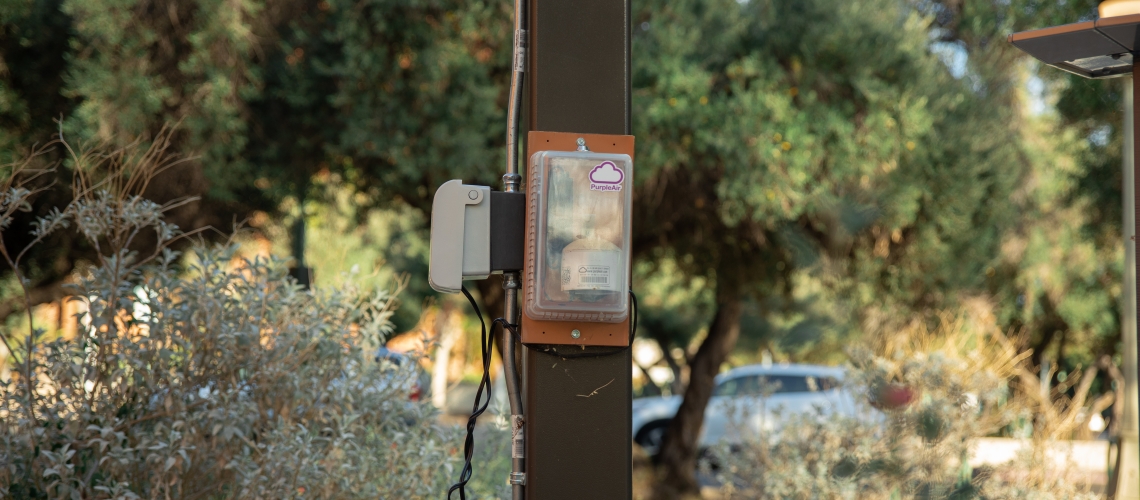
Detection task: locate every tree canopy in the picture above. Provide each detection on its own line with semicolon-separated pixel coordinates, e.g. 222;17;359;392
0;0;510;323
0;0;1130;495
629;0;1124;493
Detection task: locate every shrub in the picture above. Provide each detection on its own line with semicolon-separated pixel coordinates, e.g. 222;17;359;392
0;138;459;498
708;315;1102;500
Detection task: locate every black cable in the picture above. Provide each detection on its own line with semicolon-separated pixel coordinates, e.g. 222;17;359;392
448;286;498;500
494;317;521;340
447;288;637;497
630;288;638;343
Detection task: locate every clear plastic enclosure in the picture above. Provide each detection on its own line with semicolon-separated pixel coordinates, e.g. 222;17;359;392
525;151;632;323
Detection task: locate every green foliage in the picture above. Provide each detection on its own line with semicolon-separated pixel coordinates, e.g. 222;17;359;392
633;257;714;352
632;0;1027;350
466;422;513;500
255;174;433;331
0;0;286;317
322;0;509;203
0;0;513;322
911;0;1127;376
246;0;511;211
629;0;1126;379
0;0;1126;375
0;0;72;161
0;143;459;499
632;4;1125;485
59;0;274;202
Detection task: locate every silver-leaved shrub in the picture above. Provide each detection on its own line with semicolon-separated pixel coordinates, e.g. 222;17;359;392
0;138;459;499
708;316;1102;500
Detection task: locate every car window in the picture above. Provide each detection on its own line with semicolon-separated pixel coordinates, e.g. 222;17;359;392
376;352;404;368
770;375;810;393
715;374;821;396
713;377;740;396
818;376;840;391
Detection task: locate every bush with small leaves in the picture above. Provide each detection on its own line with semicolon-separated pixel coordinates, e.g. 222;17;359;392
0;137;460;499
708;317;1101;500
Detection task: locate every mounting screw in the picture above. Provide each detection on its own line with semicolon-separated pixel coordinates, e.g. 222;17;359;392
576;138;589;151
468;190;479;200
571;329;581;339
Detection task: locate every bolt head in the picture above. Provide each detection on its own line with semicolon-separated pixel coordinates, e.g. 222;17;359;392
571;329;581;339
468;190;478;200
576;138;585;146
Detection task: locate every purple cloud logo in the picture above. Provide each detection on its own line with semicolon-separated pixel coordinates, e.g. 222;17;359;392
589;161;624;186
589;161;624;192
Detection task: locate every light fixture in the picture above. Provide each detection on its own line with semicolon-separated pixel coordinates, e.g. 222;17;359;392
1101;0;1140;19
1008;12;1140;79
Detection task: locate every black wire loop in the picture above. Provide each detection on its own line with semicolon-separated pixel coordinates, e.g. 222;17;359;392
536;289;639;359
446;287;637;498
629;288;638;342
448;286;498;500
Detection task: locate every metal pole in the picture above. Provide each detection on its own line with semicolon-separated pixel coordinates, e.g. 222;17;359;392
502;272;525;498
505;0;526;180
501;190;525;499
1115;66;1140;500
502;0;528;495
523;0;632;496
289;201;311;289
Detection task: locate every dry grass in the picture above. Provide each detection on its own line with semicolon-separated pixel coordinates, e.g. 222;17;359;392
639;304;1113;499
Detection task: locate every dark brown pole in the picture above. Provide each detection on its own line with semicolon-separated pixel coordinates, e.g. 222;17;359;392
522;0;632;496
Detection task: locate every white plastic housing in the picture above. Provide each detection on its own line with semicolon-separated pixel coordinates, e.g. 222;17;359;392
525;151;632;323
429;180;491;293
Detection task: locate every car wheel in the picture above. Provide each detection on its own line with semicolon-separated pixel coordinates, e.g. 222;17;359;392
635;420;671;456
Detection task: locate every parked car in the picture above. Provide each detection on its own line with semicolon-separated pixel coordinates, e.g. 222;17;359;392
374;347;431;402
631;364;854;455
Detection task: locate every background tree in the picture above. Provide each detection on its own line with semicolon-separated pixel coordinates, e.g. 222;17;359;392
0;0;514;327
0;0;285;322
262;0;514;321
630;0;1107;495
916;0;1126;414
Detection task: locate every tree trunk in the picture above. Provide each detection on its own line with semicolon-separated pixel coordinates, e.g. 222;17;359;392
655;335;687;396
1029;295;1067;373
1100;355;1126;435
635;361;663;397
430;303;462;409
1055;327;1068;384
653;287;742;499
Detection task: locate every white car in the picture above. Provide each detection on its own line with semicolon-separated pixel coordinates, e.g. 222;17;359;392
631;364;855;454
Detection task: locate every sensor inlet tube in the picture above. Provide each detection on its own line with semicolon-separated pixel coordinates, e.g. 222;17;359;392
505;0;526;181
503;0;527;495
502;273;525;498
